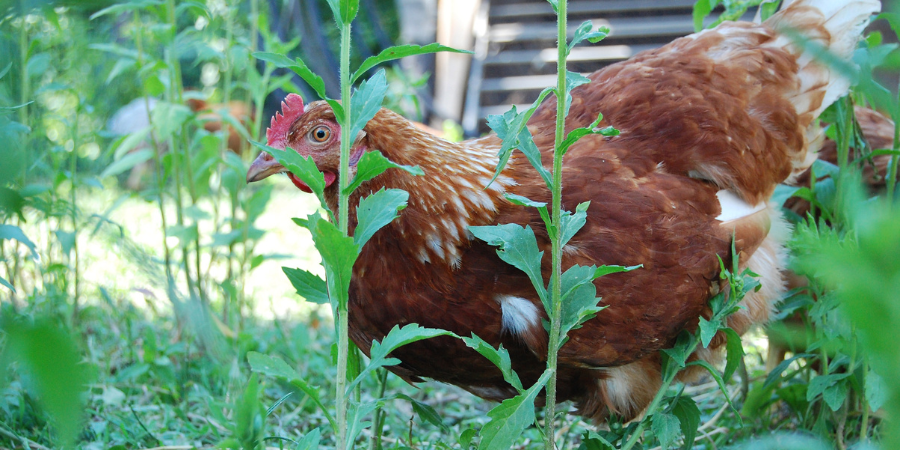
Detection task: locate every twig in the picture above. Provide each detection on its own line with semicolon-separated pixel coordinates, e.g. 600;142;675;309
130;404;161;446
0;424;51;450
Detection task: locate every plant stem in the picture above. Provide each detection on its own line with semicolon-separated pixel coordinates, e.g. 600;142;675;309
69;111;80;322
886;85;899;205
544;1;567;448
336;18;353;450
134;10;174;284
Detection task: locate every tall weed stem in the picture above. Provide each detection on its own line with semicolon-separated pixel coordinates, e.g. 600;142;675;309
336;19;353;450
544;0;568;448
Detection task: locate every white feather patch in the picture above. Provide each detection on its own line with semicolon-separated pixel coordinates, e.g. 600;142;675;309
716;190;766;223
496;295;541;337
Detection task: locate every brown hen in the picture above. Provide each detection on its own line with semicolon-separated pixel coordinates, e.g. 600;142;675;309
246;0;880;421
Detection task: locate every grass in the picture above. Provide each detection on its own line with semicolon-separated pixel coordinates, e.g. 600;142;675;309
1;0;899;449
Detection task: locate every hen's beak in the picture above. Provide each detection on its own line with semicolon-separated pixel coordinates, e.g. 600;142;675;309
246;152;286;183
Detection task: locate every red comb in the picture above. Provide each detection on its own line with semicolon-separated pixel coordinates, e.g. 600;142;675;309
266;93;305;149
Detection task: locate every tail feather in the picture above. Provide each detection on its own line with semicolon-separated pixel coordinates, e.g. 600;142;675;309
764;0;880;177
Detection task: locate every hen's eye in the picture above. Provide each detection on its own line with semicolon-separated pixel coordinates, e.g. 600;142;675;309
310;126;331;143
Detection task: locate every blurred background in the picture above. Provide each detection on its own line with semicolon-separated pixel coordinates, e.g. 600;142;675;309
0;0;898;448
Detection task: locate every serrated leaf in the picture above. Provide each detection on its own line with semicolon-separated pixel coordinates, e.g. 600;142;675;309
353;43;472;82
100;149;154;178
469;224;547;304
462;333;524;393
282;267;329;304
347;324;454;394
652;412;681;450
822;380;848;411
346;400;380;450
698;316;718;348
505;194;553;236
253;52;327;99
354;188;409;248
478;369;552;450
250;141;332;219
722;328;744;382
309;214;359;311
563;71;591;117
559;113;605;157
349;70;388;141
246;352;335;431
568;21;609;53
484;88;555;188
580;431;615;450
671;396;700;450
344;150;424;194
806;373;850;403
559;202;589;247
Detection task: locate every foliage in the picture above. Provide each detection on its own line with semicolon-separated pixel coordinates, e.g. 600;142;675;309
0;0;898;449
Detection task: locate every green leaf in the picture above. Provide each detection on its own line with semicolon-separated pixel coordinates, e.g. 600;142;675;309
546;0;559;14
484;88;555;188
55;230;76;257
558;113;606;157
563;70;591;117
393;393;449;431
90;0;163;19
343;150;424;194
347;324;454;394
234;374;264;450
469;224;547;304
722;328;744;382
806;373;850;403
349;70;389;140
151;101;192;138
568;21;609;53
764;353;814;388
505;194;553;236
253;52;327;99
822;380;848;411
251;141;332;219
282;267;329;304
246;352;336;431
341;0;360;24
866;370;887;411
462;333;524;393
580;431;615;450
324;0;342;25
0;224;38;259
698;316;718;348
759;0;781;21
309;214;359;310
671;396;700;450
459;428;478;449
100;149;154;178
686;359;739;414
651;412;681;450
0;318;91;448
346;400;380;450
354;188;409;249
478;369;552;450
559;202;589;247
0;276;13;293
558;276;603;340
353;43;473;83
295;428;322;450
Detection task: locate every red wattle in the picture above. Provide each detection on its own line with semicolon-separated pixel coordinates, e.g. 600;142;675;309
287;171;336;193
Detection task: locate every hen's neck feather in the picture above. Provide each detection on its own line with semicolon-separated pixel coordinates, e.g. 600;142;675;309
348;109;514;269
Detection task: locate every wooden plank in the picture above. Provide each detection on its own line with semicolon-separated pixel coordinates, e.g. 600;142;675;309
491;0;696;20
483;43;657;66
488;14;694;42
